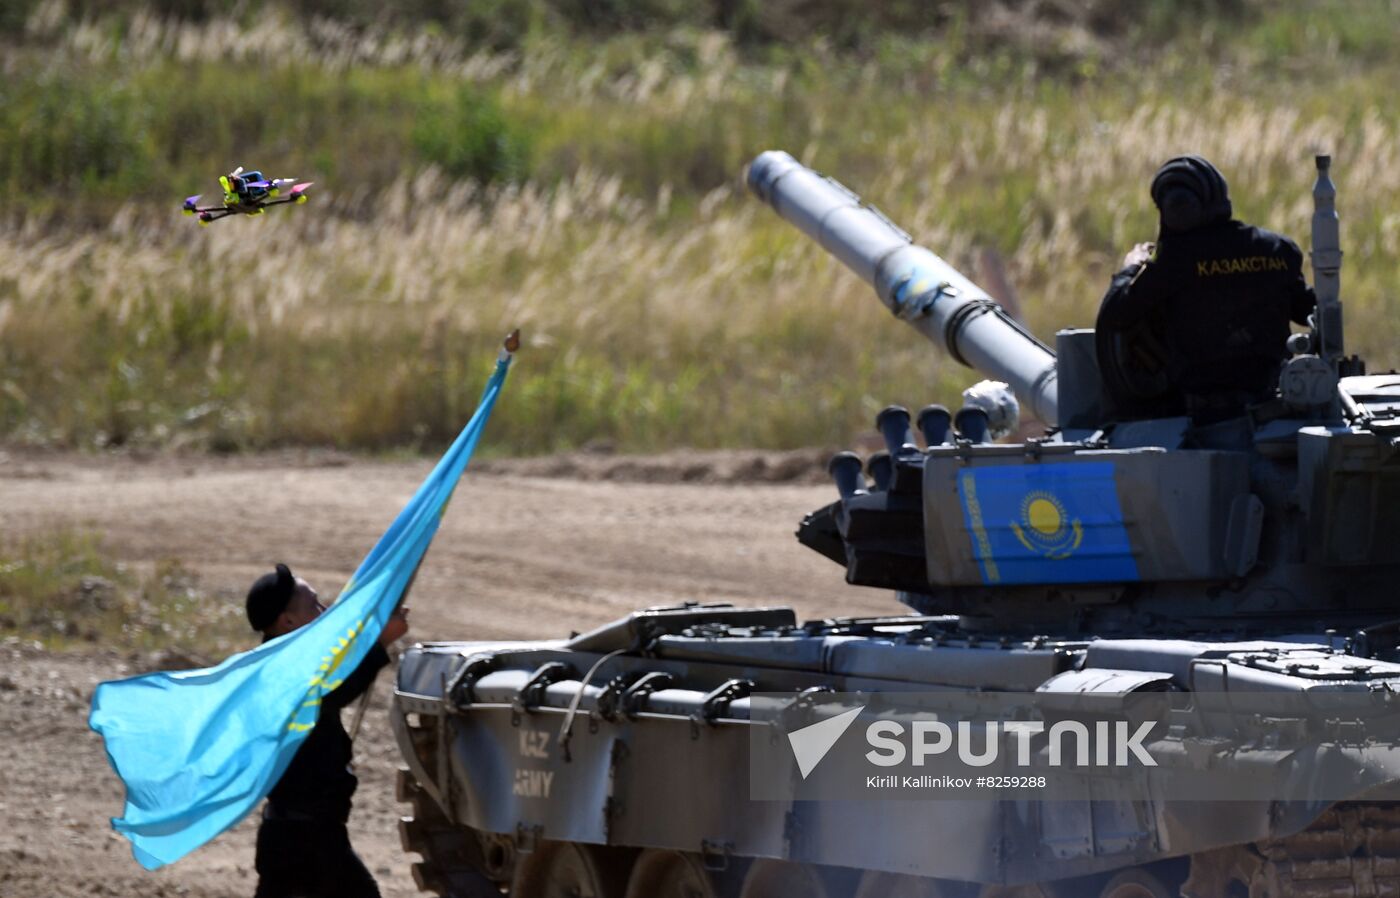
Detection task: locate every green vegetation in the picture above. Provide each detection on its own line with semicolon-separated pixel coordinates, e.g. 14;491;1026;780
1;1;1399;452
0;529;245;656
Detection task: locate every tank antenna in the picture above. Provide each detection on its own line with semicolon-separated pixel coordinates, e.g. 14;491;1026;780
1310;155;1344;369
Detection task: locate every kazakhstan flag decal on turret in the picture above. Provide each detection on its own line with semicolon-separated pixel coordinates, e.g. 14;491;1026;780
957;462;1138;585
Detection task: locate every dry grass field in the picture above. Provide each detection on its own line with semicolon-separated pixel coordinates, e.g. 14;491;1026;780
3;1;1399;454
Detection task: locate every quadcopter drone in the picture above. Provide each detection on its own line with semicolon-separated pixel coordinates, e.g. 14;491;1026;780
182;167;313;224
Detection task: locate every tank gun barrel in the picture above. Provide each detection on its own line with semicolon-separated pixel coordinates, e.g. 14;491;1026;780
747;150;1058;425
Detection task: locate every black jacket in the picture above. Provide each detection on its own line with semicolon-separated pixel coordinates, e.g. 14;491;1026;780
1097;219;1315;404
268;643;390;821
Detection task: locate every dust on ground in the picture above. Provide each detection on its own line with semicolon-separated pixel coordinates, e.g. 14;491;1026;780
0;450;896;897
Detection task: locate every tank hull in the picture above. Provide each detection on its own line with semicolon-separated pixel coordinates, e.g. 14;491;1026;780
391;609;1400;896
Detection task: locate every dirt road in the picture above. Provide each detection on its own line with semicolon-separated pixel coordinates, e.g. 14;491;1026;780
0;450;895;897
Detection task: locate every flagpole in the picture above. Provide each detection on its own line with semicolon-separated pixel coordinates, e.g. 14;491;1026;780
347;328;520;746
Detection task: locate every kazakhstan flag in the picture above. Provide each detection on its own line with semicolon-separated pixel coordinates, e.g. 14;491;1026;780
89;343;515;870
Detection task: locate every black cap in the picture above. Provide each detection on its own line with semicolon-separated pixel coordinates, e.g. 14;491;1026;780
1150;156;1232;232
246;563;296;632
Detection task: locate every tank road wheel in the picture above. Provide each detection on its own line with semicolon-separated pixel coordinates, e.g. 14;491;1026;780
739;859;857;898
396;767;502;897
623;849;725;898
1098;868;1179;898
510;841;630;898
856;871;977;898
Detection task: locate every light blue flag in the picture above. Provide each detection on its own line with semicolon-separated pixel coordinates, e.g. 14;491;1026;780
89;346;515;870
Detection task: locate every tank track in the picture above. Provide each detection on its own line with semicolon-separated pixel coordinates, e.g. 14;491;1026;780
1185;804;1400;898
397;767;507;897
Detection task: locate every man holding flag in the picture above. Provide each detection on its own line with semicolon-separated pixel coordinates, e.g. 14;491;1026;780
244;563;408;897
89;331;520;886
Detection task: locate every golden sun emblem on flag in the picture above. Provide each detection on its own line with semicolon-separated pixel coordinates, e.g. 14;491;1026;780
1010;490;1083;560
287;617;368;733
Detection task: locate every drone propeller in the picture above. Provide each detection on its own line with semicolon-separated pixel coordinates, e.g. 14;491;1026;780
231;166;244;178
182;195;201;214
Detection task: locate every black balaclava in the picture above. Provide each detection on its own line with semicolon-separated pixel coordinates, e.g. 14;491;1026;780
246;563;296;632
1150;155;1232;233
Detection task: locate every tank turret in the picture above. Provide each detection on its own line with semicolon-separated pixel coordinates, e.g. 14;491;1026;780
753;151;1400;638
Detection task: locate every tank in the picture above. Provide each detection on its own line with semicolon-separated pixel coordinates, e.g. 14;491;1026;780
390;151;1400;898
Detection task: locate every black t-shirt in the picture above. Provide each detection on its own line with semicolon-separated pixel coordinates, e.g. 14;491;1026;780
1096;219;1315;402
268;643;390;821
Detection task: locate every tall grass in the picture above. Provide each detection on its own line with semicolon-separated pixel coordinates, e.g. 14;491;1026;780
2;2;1399;452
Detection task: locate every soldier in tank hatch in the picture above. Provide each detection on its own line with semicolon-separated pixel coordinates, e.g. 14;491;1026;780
1095;155;1316;422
